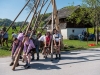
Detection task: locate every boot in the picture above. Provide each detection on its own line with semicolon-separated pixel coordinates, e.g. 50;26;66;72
31;52;34;61
9;62;14;66
55;54;58;59
16;63;19;67
36;57;39;60
59;54;61;59
20;56;22;59
31;57;34;61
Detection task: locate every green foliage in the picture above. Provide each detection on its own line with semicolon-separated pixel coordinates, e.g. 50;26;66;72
82;0;100;25
67;7;93;26
0;18;28;27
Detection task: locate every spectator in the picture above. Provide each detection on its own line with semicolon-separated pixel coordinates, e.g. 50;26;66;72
2;26;6;32
12;32;18;41
0;31;2;47
12;25;17;31
2;31;9;47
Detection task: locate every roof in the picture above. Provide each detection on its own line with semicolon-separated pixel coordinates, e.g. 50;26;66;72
45;5;80;21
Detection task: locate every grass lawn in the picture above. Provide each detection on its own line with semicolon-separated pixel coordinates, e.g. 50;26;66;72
63;40;100;51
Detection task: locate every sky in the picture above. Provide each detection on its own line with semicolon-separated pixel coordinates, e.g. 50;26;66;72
0;0;82;22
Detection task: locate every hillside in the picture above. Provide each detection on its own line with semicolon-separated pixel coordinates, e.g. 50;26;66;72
0;18;28;26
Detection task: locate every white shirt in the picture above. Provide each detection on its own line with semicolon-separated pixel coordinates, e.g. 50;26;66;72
53;33;61;42
38;35;45;42
12;33;18;38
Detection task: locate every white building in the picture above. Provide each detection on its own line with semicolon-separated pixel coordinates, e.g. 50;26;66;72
61;28;86;39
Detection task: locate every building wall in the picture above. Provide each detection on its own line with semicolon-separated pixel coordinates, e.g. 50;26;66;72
61;28;86;39
67;28;86;39
61;29;67;39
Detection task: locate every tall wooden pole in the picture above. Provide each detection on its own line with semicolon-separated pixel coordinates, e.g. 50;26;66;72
29;0;46;37
20;2;37;31
12;0;40;71
51;0;60;31
33;0;48;30
5;0;30;33
35;0;51;31
51;0;64;49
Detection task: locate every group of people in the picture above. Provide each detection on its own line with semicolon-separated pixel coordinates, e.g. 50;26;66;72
78;30;89;41
10;29;62;69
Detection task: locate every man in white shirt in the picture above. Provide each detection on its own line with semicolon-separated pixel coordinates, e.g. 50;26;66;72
38;35;45;54
53;29;61;59
12;32;18;40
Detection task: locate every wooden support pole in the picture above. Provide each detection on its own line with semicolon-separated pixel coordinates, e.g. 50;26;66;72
20;2;37;31
51;0;64;49
12;0;40;71
51;0;54;60
35;0;51;31
33;0;48;31
51;0;60;31
5;0;30;33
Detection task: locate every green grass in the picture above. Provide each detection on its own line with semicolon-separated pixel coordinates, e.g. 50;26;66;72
0;48;11;57
63;40;100;51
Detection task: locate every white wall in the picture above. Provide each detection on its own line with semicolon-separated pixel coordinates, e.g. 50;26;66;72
61;29;67;39
67;28;86;39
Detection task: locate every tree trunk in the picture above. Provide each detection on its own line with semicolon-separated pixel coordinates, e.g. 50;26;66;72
95;24;98;45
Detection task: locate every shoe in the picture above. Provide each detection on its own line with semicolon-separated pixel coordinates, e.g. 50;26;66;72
25;65;30;69
24;64;28;67
9;62;13;66
43;56;45;58
31;58;34;61
16;63;19;67
55;57;58;60
36;57;39;61
55;54;58;60
45;56;47;59
20;56;22;59
59;54;61;60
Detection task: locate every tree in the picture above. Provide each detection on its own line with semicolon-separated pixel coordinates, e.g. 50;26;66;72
67;6;93;26
82;0;100;45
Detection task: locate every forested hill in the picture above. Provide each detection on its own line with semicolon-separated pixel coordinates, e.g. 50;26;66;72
0;13;51;26
0;18;28;26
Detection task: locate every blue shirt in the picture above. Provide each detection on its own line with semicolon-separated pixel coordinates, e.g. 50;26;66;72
3;32;8;38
